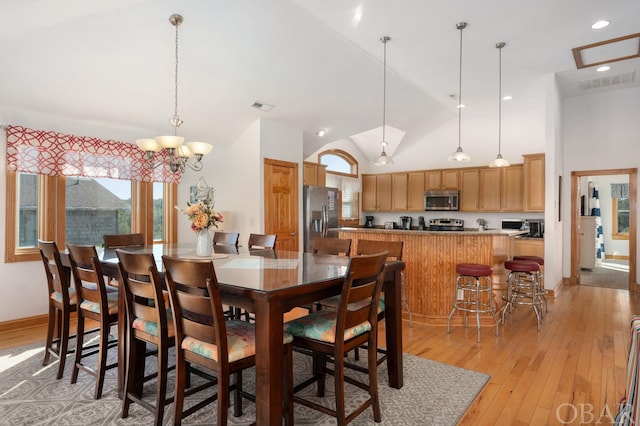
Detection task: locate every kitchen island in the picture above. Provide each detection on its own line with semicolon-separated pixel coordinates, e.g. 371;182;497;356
336;227;525;326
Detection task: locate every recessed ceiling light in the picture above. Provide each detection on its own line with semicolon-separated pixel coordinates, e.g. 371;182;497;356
502;95;513;101
591;20;610;30
456;104;465;109
316;129;327;137
596;65;611;72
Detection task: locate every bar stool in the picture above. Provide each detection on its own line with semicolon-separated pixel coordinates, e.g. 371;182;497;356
447;263;499;342
513;255;548;315
502;260;543;331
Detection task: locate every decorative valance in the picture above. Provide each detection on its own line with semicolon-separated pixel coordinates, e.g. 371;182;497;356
6;125;180;184
611;183;629;199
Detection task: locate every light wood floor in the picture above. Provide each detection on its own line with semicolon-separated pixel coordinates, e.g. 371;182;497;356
1;284;638;425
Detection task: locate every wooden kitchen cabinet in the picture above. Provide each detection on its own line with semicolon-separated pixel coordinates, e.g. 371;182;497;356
502;164;524;211
303;162;327;186
523;153;545;212
362;173;392;211
425;169;459;190
479;168;502;211
459;168;480;211
392;173;408;211
407;171;425;211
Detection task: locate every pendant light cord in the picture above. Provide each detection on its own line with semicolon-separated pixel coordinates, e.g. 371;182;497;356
381;36;389;151
497;42;503;155
457;23;464;150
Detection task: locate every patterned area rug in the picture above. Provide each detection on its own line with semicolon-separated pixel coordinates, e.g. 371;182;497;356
0;342;489;425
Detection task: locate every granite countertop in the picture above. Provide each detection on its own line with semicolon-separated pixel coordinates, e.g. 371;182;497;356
335;227;528;237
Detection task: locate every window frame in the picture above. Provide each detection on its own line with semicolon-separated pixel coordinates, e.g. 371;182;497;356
5;170;177;262
317;149;360;226
612;196;630;240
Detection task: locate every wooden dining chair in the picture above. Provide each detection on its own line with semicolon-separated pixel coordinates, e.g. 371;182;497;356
39;240;88;379
162;255;293;425
312;237;352;256
103;233;145;249
116;250;173;426
247;233;277;250
213;231;240;247
284;251;388;425
66;244;119;399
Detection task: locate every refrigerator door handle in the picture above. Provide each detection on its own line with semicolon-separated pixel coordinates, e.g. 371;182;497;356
321;204;327;236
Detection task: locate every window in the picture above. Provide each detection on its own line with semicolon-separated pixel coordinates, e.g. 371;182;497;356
6;171;177;262
319;149;360;225
612;197;630;239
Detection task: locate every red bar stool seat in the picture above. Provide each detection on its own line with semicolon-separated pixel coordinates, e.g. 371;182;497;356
502;260;544;331
447;263;499;342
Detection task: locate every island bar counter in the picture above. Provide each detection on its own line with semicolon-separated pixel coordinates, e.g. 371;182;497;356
337;228;523;326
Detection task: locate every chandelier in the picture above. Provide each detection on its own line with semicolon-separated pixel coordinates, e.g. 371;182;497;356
136;14;212;174
374;36;393;166
448;22;471;162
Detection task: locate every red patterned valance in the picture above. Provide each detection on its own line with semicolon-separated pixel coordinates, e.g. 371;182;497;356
6;125;181;184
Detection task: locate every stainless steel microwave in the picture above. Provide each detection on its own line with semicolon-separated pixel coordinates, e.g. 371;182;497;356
424;190;460;211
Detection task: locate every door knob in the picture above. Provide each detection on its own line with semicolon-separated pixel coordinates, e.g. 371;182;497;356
290;232;296;236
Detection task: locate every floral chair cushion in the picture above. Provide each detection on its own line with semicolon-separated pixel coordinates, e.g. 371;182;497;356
132;309;174;337
319;294;385;314
181;320;293;363
79;291;118;315
284;309;372;344
50;288;77;305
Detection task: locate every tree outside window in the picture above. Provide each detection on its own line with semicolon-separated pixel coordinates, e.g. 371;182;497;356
612;197;629;239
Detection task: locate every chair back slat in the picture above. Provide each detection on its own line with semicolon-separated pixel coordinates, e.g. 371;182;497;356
67;244;109;311
248;233;277;250
336;252;388;339
312;237;352;256
38;240;70;300
103;233;145;249
162;256;228;355
116;250;167;334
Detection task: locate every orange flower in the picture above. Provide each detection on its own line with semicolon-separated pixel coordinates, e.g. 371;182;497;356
192;212;209;229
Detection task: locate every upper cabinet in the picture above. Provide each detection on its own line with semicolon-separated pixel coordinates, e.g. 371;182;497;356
392;173;408;211
362;174;392;211
303;162;327;187
523;154;545;212
407;172;426;211
459;168;480;211
425;169;459;190
479;168;502;211
502;164;524;211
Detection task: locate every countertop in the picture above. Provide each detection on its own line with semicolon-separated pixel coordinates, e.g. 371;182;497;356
335;227;528;237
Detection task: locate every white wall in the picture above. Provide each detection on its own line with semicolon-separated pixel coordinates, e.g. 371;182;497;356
563;86;640;282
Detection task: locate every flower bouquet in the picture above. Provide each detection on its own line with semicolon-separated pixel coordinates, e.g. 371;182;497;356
178;197;223;256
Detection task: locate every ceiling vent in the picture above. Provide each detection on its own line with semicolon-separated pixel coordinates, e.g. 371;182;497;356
251;101;274;112
578;71;635;91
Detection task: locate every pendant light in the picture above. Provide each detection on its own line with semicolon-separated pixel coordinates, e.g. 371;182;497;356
136;14;213;173
448;22;471;162
374;36;393;166
489;42;510;168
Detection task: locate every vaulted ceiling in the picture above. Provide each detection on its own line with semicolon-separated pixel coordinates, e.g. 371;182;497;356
1;0;639;164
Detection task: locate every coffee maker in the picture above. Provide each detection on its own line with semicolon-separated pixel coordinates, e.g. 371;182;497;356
417;216;426;230
400;216;412;230
364;216;375;228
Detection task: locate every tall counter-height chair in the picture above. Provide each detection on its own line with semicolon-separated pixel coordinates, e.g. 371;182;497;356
312;237;352;256
213;231;240;255
117;250;174;426
39;240;89;379
103;233;145;249
284;252;388;424
247;233;276;250
162;256;294;425
66;244;119;399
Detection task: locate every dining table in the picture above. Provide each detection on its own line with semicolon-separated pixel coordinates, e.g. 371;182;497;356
63;243;405;425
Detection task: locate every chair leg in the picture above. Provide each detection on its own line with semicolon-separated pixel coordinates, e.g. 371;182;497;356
94;319;110;399
71;315;85;385
173;357;187;426
283;344;294;426
334;350;346;425
233;370;243;417
43;305;56;366
368;336;381;422
218;372;229;426
315;352;326;397
121;327;135;419
155;344;168;426
57;309;71;380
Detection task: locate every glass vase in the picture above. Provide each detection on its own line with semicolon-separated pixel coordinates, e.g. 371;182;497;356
195;228;212;257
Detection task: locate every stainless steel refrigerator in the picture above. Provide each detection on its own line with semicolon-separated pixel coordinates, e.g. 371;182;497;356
303;185;340;253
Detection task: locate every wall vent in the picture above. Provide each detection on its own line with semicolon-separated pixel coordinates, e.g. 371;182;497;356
251;101;274;111
579;71;635;91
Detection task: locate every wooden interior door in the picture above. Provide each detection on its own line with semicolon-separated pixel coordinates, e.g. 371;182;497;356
264;158;299;251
